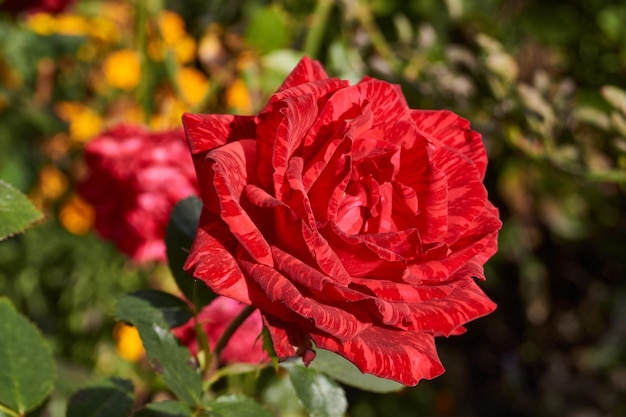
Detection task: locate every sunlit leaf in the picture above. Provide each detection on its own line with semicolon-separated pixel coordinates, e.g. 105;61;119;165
309;348;406;393
0;180;43;241
282;360;347;417
0;298;55;415
208;394;274;417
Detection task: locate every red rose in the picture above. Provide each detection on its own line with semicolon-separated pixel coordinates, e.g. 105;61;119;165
173;296;267;365
0;0;74;14
182;57;501;385
79;124;198;263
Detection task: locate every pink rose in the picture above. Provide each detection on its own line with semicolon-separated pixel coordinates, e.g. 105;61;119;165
173;296;267;365
182;57;501;385
79;124;198;263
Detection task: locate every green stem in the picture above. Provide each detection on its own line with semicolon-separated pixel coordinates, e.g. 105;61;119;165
192;282;212;376
135;0;154;122
212;305;256;365
303;0;335;59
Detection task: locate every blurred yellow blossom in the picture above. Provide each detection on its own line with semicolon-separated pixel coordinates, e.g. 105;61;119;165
39;165;69;200
114;323;145;362
158;11;186;44
149;95;187;130
55;102;103;142
103;49;141;90
59;195;94;235
26;13;58;36
88;16;120;44
54;14;90;35
177;67;210;107
151;10;196;63
226;78;252;114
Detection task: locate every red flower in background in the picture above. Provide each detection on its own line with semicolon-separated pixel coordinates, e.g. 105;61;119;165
173;296;267;365
0;0;74;14
79;124;198;263
182;57;501;386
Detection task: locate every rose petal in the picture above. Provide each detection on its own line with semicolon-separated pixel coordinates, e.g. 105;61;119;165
311;327;445;386
411;110;487;178
276;56;330;92
241;258;370;341
183;113;256;155
205;140;273;265
256;94;319;191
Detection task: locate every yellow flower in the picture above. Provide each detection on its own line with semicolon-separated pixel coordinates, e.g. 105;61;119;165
26;13;57;36
114;323;145;362
88;16;120;44
59;195;94;236
226;78;252;114
158;11;186;45
177;67;209;107
173;35;196;64
54;15;90;36
153;11;196;63
55;102;103;142
103;49;141;91
39;165;68;200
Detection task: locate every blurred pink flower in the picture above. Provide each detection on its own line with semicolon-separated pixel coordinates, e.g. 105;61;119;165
173;296;268;365
79;124;198;262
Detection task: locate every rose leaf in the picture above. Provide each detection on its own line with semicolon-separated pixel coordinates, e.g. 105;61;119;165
0;180;43;241
309;348;406;393
207;394;274;417
0;298;55;415
132;400;195;417
282;360;348;417
66;377;134;417
165;196;217;310
114;294;202;407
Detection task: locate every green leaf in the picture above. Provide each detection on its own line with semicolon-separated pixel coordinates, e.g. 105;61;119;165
282;361;347;417
208;394;274;417
132;401;194;417
0;180;43;241
165;196;216;310
114;294;202;406
309;348;405;393
66;378;134;417
127;290;193;329
0;298;55;415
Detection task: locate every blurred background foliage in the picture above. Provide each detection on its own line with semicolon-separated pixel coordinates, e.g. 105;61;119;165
1;0;625;416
